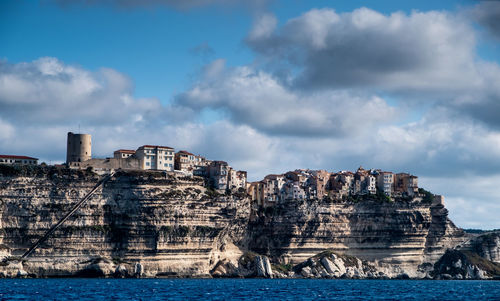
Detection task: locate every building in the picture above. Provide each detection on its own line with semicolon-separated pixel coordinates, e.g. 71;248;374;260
248;181;265;206
247;167;420;204
433;195;444;206
0;155;38;165
309;170;331;200
285;182;306;200
114;149;135;159
135;145;175;171
376;171;394;196
328;171;355;199
262;174;286;203
174;150;208;176
394;173;419;197
66;132;91;164
353;167;376;195
408;175;418;196
206;161;247;191
229;170;247;190
366;175;377;194
207;161;230;190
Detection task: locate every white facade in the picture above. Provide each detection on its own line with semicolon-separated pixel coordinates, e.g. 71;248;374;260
0;155;38;165
377;172;394;195
408;176;418;196
136;145;175;171
367;175;377;194
113;149;135;159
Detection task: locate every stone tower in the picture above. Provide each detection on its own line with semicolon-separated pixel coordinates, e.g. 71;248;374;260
66;132;92;163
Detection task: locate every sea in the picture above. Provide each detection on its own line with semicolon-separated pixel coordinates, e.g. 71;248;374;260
0;279;499;300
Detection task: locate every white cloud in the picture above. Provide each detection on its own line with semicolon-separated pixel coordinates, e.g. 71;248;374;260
248;13;278;41
468;1;500;39
420;175;500;229
176;63;397;137
0;57;167;126
246;7;500;102
0;118;15;141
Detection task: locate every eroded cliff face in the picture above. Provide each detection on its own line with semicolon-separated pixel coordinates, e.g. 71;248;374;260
0;170;250;277
247;198;466;277
0;168;468;278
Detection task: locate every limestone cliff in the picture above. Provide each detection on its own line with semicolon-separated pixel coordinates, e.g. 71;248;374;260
246;197;466;277
0;167;250;277
0;166;473;278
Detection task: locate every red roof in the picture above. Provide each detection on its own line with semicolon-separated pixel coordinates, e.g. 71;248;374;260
212;160;228;165
265;174;283;179
0;155;38;160
114;149;136;154
140;145;174;149
178;150;194;156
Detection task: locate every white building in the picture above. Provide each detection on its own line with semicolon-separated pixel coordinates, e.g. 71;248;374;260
135;145;175;171
366;175;377;194
376;171;394;195
174;150;208;176
0;155;38;165
113;149;136;159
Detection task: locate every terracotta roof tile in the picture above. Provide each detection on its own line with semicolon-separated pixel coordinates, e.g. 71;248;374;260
0;155;38;160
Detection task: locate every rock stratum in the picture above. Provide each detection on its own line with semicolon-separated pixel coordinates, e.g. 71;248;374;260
0;166;499;279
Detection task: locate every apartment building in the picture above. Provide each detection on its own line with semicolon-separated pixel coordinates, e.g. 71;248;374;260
135;145;175;171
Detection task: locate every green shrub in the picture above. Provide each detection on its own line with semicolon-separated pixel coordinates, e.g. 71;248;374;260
418;188;434;203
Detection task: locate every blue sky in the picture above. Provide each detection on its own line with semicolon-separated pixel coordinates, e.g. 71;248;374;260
1;0;500;229
2;0;492;102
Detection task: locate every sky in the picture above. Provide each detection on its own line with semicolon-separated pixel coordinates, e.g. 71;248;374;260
1;0;500;229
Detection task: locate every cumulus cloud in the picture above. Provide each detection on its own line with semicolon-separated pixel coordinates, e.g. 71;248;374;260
246;8;490;94
0;57;196;161
246;7;500;132
0;57;170;126
248;13;277;41
0;118;15;140
469;1;500;39
176;62;397;137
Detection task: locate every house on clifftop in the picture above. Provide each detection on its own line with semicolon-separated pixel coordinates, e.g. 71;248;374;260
0;155;38;166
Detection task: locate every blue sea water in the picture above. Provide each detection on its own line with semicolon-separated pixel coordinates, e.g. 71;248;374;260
0;279;499;300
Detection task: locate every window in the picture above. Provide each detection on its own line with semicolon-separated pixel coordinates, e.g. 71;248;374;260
146;162;150;166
